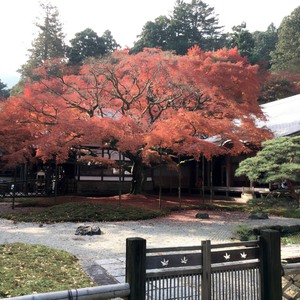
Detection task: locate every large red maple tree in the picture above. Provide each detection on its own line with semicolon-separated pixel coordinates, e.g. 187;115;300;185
0;47;271;194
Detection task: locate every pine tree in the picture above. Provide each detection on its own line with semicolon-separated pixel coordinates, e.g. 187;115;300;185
236;136;300;206
226;22;255;63
0;79;9;100
19;2;66;80
270;6;300;73
66;29;119;65
131;0;224;55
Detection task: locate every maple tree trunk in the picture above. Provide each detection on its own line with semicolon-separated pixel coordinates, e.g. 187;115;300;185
130;157;145;195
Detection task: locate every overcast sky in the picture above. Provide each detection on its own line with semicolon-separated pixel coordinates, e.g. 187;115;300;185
1;0;299;87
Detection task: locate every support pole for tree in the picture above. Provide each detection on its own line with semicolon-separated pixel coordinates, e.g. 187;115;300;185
225;155;231;198
202;154;205;200
12;167;17;210
210;158;213;202
159;151;162;209
118;152;122;206
54;159;58;202
178;156;182;208
24;162;28;194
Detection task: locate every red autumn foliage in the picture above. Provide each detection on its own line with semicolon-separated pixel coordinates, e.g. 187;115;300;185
0;47;271;193
259;71;300;103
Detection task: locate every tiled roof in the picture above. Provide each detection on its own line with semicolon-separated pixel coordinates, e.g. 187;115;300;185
260;94;300;137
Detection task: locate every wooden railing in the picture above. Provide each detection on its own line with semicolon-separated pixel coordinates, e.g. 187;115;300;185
4;230;297;300
126;230;282;300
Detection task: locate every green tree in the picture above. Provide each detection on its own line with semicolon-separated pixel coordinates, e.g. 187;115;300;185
66;28;119;65
101;30;120;53
170;0;223;53
131;16;173;53
236;136;300;206
0;79;9;100
131;0;224;54
252;23;278;69
226;22;255;63
270;6;300;73
19;2;65;79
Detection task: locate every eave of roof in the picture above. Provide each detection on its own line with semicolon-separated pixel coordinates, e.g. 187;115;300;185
260;94;300;137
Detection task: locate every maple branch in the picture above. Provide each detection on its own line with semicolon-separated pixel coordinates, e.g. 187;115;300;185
22;99;58;126
36;78;92;117
107;71;150;114
37;71;109;118
59;132;83;146
58;76;101;118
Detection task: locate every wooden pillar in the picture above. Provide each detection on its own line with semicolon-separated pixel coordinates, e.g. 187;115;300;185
178;156;182;206
210;158;213;202
118;152;122;205
226;155;231;197
77;163;80;181
12;167;17;210
202;155;205;197
159;151;162;209
260;230;282;300
126;237;146;300
202;240;212;299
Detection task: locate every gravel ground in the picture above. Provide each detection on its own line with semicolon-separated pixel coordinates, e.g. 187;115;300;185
1;209;300;267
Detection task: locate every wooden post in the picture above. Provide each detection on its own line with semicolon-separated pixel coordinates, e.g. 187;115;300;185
118;152;122;206
159;150;162;208
54;161;58;202
202;154;205;200
202;240;212;299
178;156;182;208
260;230;282;300
225;155;231;197
126;237;146;300
208;159;213;202
12;167;17;210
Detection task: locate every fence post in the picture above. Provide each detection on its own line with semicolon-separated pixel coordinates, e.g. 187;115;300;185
202;240;212;299
126;237;146;300
260;229;282;300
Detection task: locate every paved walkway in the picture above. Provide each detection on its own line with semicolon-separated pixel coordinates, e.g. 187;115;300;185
84;257;126;285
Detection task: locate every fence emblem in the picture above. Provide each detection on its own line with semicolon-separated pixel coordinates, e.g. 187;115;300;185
223;252;230;260
241;251;247;259
181;256;188;264
160;258;169;267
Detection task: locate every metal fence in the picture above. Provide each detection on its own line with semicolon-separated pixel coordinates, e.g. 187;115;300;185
0;179;49;198
0;177;72;199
